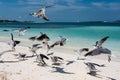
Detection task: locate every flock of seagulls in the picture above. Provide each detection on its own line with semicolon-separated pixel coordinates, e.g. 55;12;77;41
2;27;113;76
1;5;113;77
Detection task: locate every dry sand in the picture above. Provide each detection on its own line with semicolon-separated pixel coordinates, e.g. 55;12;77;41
0;42;120;80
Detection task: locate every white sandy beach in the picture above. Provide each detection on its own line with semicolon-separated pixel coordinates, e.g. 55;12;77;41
0;42;120;80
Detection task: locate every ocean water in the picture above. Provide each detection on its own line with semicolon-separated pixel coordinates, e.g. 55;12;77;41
0;22;120;54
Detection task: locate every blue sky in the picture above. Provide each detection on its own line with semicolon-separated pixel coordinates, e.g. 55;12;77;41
0;0;120;22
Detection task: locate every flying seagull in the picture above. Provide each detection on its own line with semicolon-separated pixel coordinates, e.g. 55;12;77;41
36;54;49;66
30;5;53;21
28;44;42;57
94;36;109;48
14;27;31;36
47;36;67;52
74;48;89;60
9;33;20;50
84;62;105;76
84;62;98;76
84;47;111;62
47;52;64;65
29;32;50;44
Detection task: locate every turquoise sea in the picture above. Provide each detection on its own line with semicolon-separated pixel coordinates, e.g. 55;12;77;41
0;22;120;54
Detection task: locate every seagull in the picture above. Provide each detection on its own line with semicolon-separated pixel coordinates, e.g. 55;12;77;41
14;26;31;36
47;52;64;65
59;36;67;46
28;44;42;57
18;53;26;60
84;47;111;62
30;5;53;21
29;32;50;44
74;48;89;60
9;33;20;50
84;62;98;76
84;62;105;76
94;36;109;48
47;36;67;52
3;29;9;32
36;54;49;66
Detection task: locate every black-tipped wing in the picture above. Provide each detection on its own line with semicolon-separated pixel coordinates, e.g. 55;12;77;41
50;41;60;48
29;36;37;41
15;40;20;44
97;36;109;47
32;44;41;48
57;57;64;60
40;54;49;60
84;49;100;57
42;15;49;21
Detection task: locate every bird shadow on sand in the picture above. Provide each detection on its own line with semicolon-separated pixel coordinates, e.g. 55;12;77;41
0;50;15;57
87;72;116;80
0;60;19;63
52;66;74;74
66;60;75;65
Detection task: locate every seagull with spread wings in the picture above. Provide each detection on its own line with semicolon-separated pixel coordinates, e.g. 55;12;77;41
30;5;53;21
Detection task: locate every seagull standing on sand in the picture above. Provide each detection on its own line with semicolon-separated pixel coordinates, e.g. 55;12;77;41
14;27;31;36
10;33;20;50
18;53;26;60
74;48;89;60
30;5;53;21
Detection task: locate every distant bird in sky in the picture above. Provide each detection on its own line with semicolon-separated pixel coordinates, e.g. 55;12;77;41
94;36;109;48
14;26;31;36
30;5;54;21
9;33;20;50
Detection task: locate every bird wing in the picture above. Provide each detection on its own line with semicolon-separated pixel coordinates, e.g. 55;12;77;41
97;36;109;47
50;41;60;48
15;40;20;45
57;57;64;60
37;8;49;21
40;54;49;60
84;48;100;56
29;36;37;41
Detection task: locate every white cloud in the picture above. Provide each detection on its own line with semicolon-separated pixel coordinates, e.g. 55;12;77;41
91;2;104;7
108;3;120;10
91;2;120;10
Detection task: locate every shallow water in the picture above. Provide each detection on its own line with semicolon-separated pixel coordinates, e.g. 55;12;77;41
0;22;120;54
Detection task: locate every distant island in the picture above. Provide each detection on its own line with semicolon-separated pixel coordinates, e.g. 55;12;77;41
0;20;34;23
0;19;120;23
